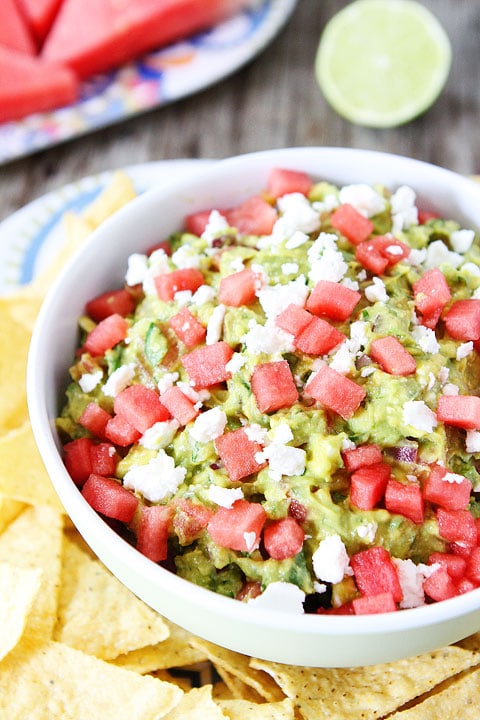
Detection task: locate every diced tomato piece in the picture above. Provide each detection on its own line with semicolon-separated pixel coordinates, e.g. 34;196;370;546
64;437;94;486
444;299;480;341
79;402;112;439
423;464;473;511
181;341;233;388
225;196;277;236
428;552;467;580
349;462;391;511
168;307;206;348
81;473;138;523
342;443;382;472
218;268;260;307
84;313;129;357
306;280;361;321
251;360;298;414
384;478;424;524
275;303;312;336
104;415;142;447
263;517;305;560
85;288;135;322
437;509;478;551
465;547;480;585
172;499;213;545
350;547;403;603
0;0;36;54
369;336;416;376
114;385;170;433
423;567;459;602
355;240;389;275
371;236;410;265
437;395;480;430
214;427;266;482
154;268;204;301
16;0;63;43
352;591;397;615
90;442;118;478
266;168;313;199
160;386;199;426
184;209;217;236
305;365;366;419
330;203;374;245
207;499;267;553
136;505;173;563
412;268;451;320
294;317;345;356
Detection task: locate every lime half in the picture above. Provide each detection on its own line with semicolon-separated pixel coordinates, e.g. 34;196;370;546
315;0;452;128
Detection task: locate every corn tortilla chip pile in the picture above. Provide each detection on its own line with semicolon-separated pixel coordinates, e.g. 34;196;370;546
1;171;480;718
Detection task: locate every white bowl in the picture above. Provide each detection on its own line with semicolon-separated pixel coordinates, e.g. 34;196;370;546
28;147;480;667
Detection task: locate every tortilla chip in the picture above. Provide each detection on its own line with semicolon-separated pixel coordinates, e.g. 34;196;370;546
54;537;169;660
113;619;208;673
0;505;63;642
456;632;480;653
0;300;30;432
0;563;42;661
153;669;194;693
0;637;183;720
211;667;265;703
0;420;64;511
189;638;285;702
0;291;43;333
219;697;296;720
0;495;25;534
251;645;480;720
388;667;480;719
82;171;137;229
161;685;225;720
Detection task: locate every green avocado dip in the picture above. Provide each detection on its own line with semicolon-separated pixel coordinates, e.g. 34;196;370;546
57;168;480;615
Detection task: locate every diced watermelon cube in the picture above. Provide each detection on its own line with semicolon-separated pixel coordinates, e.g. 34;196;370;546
263;517;305;560
266;168;313;199
168;307;206;348
465;547;480;585
369;336;416;376
90;442;118;478
330;203;374;245
355;240;389;275
384;478;424;524
81;473;139;523
294;316;346;356
412;268;451;320
350;547;403;603
78;402;112;439
437;395;480;430
214;427;266;482
251;360;298;414
0;0;36;54
16;0;63;43
349;462;391;511
172;499;214;545
317;602;355;615
104;414;142;447
275;303;312;336
423;464;473;511
84;313;129;357
306;280;361;321
218;268;260;307
352;591;397;615
85;288;135;322
63;437;94;486
136;504;173;563
436;509;478;550
154;268;204;301
184;209;217;236
181;341;233;388
342;443;382;472
428;552;467;580
444;299;480;341
371;236;410;265
207;499;267;553
305;365;366;419
225;196;277;236
114;385;170;433
423;567;459;602
418;210;440;224
160;386;199;426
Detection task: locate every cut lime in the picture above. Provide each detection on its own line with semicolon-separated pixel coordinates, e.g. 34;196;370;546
315;0;452;128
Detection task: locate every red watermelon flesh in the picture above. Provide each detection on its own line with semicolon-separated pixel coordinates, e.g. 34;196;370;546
15;0;64;43
0;0;36;55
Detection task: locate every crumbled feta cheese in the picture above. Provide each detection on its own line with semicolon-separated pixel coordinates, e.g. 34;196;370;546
424;240;463;270
450;228;475;254
312;193;339;215
338;183;386;217
140;420;180;450
248;581;306;614
206;304;226;345
281;262;299;275
463;263;480;279
443;472;467;484
241;319;294;355
402;401;438;433
360;366;376;377
329;341;356;375
244;423;269;445
285;230;309;249
225;352;246;374
356;522;377;543
175;381;210;404
341;437;356;451
173;290;192;306
341;277;359;291
312;534;352;584
393;558;437;609
125;253;148;286
270;422;294;444
243;531;258;552
365;276;388;303
171;245;201;269
403;248;427;266
308;233;348;283
201;210;229;243
189;407;227;443
456;341;474;361
142;249;170;295
275;192;321;236
157;372;179;395
78;370;103;393
438;367;450;385
123;450;186;502
349;320;369;353
442;383;459;396
412;325;440;354
191;284;216;306
257;275;308;320
207;485;244;508
255;443;306;480
390;185;418;234
102;363;136;397
466;429;480;453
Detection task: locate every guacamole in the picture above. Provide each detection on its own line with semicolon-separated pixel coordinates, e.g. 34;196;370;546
58;169;480;614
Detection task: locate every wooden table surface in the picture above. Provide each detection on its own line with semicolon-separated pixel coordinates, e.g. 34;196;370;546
1;0;479;224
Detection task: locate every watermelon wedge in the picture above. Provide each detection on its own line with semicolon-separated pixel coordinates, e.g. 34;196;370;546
0;0;36;55
15;0;64;43
0;45;78;123
42;0;256;79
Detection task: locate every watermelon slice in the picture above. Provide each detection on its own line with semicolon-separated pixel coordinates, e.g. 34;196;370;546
0;45;78;122
0;0;36;55
42;0;256;79
15;0;64;43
